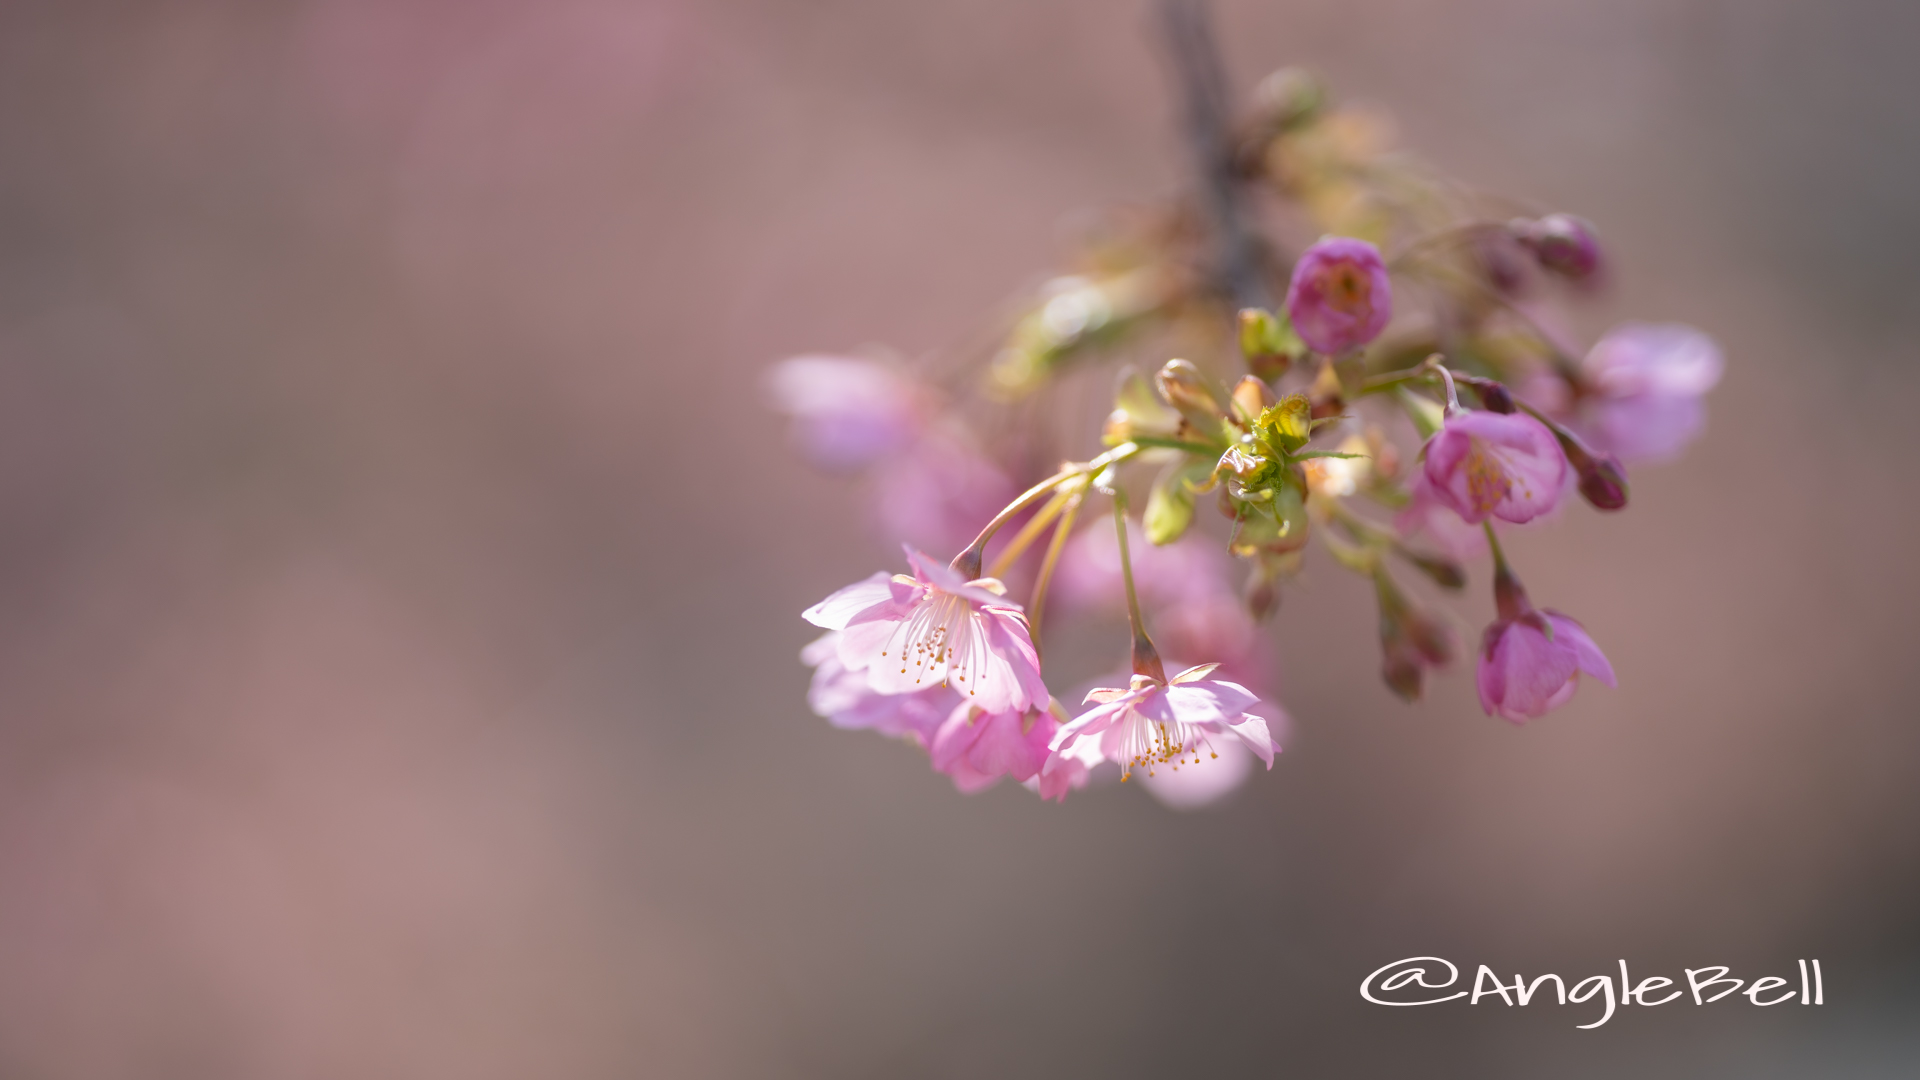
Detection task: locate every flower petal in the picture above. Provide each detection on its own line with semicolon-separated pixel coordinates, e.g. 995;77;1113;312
802;571;897;629
1544;612;1616;688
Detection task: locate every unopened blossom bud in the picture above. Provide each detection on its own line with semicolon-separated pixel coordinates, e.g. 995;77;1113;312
1513;214;1602;282
1230;375;1271;425
1376;571;1455;702
1422;410;1568;525
1154;359;1227;429
1573;447;1630;511
1468;377;1515;414
1238;308;1302;381
1284;237;1392;355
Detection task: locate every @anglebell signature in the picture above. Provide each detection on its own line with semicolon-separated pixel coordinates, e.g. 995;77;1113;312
1360;956;1825;1029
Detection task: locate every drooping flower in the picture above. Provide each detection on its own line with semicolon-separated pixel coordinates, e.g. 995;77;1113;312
766;355;927;472
928;702;1059;794
1476;559;1615;722
1478;610;1615;722
1573;323;1724;464
1283;236;1392;355
1422;410;1568;525
802;549;1048;714
1046;664;1279;782
801;633;957;744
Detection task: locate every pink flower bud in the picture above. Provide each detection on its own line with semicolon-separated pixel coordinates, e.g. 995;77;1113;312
1283;237;1392;355
1574;449;1630;511
1513;213;1602;281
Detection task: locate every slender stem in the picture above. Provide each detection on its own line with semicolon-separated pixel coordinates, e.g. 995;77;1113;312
1483;521;1508;576
1025;484;1086;654
1433;363;1461;415
1128;434;1229;456
1386;221;1508;271
952;441;1141;577
986;488;1070;579
1510;397;1600;459
1484;520;1529;621
1111;487;1168;682
1355;367;1438;397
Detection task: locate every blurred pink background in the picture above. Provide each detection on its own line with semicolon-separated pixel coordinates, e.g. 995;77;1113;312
1;0;1917;1076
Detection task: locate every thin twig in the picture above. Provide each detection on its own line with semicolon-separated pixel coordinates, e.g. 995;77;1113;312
1153;0;1270;311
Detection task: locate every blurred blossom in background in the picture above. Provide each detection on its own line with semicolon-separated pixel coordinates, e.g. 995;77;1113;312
1;1;1918;1077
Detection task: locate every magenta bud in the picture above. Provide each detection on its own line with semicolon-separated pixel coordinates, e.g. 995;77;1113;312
1470;379;1515;414
1513;214;1602;281
1576;452;1630;511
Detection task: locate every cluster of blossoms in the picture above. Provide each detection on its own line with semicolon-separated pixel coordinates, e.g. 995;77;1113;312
772;65;1719;808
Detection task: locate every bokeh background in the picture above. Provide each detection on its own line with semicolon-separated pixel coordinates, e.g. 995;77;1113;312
2;0;1918;1076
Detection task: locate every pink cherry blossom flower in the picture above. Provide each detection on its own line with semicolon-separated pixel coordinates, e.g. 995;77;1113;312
1045;664;1279;782
1478;610;1616;723
802;549;1048;714
801;633;956;744
929;702;1058;794
1284;236;1392;355
1422;410;1568;525
1575;323;1724;464
766;355;926;472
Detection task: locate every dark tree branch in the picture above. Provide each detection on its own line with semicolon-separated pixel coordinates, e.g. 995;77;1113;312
1153;0;1270;311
